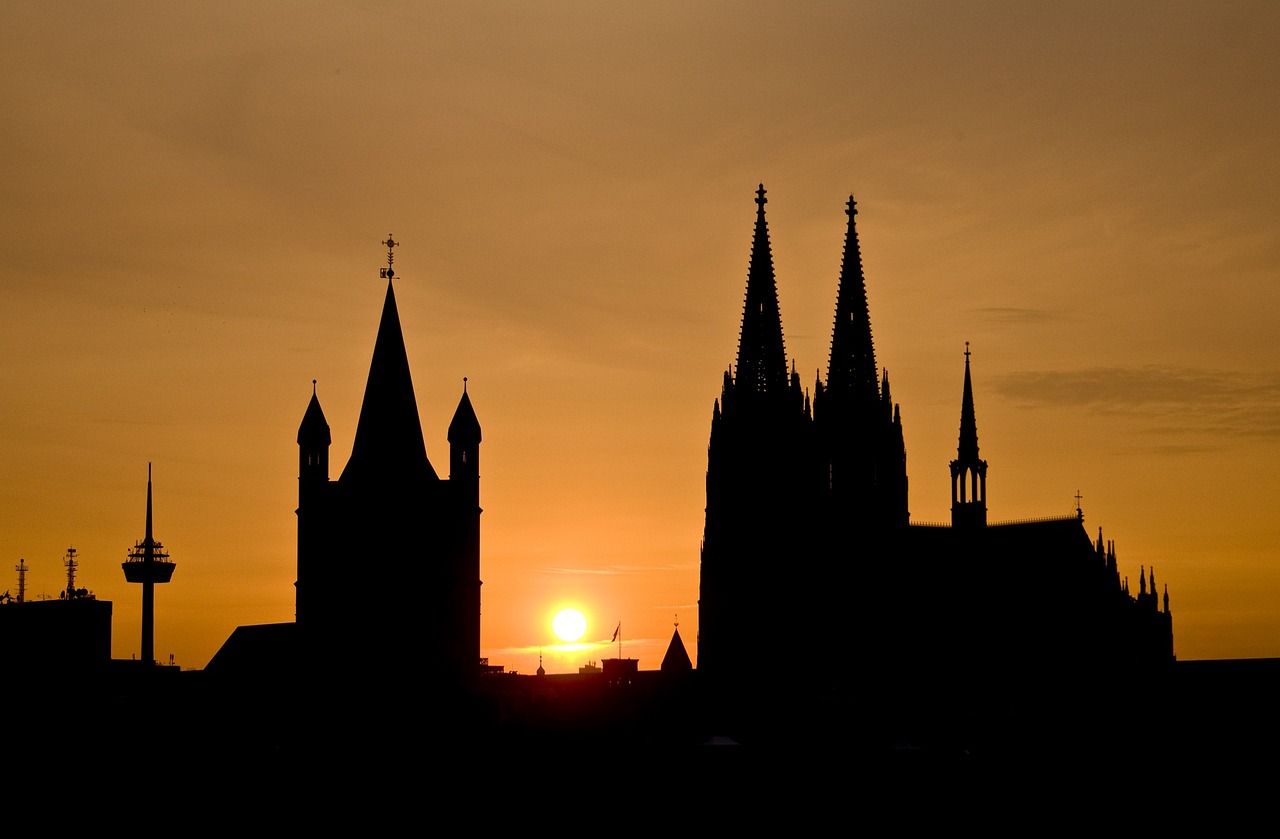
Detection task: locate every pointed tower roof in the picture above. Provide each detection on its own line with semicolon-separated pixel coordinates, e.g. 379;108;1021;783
826;196;879;403
447;378;482;444
735;184;789;396
341;280;437;484
957;342;980;462
660;625;693;672
297;380;331;447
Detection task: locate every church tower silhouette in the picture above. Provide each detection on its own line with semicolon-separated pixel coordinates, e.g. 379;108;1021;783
698;186;811;687
295;240;481;683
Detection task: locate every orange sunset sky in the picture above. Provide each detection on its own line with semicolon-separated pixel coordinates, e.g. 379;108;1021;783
2;3;1278;672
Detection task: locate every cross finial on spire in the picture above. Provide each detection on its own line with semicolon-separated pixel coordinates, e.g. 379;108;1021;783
1075;489;1083;512
755;183;767;210
965;341;971;363
846;195;857;217
379;234;399;280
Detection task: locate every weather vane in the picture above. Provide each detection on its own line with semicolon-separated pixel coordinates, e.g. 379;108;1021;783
379;234;398;280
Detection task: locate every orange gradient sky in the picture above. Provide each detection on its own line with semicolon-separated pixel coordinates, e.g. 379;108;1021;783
2;3;1278;671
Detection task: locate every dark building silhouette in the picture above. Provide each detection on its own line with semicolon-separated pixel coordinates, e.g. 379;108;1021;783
294;240;482;682
698;187;1174;723
0;549;112;677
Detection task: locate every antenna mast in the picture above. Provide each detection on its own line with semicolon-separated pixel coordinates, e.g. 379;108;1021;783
15;557;27;603
64;547;78;597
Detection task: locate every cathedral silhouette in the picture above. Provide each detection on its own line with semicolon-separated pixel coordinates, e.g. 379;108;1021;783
698;187;1173;731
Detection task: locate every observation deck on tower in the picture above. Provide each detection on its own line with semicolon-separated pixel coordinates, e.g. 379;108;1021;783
122;464;174;664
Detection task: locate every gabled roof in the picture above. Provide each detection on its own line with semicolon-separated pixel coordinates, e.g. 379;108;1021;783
340;281;438;485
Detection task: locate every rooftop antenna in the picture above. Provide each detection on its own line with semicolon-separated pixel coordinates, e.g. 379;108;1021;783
123;463;176;665
16;557;27;603
379;234;398;280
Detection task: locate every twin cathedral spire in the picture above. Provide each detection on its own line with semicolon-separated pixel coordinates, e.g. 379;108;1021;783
720;185;984;530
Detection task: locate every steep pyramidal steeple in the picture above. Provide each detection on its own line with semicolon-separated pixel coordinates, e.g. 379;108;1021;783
957;343;980;462
735;184;789;397
826;196;879;404
341;280;437;485
950;342;987;528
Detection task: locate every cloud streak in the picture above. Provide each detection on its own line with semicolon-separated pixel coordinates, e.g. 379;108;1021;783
973;306;1060;324
993;365;1280;440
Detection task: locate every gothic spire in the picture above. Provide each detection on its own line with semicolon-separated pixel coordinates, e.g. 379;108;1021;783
826;196;879;403
950;342;987;528
341;279;437;484
735;184;789;396
958;342;980;462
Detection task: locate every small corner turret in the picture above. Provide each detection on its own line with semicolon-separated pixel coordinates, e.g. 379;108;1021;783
448;377;482;485
298;379;331;482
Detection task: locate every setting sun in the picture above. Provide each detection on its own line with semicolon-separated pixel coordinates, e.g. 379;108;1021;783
552;608;587;643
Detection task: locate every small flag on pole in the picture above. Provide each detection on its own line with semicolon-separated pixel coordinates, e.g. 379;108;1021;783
611;621;620;642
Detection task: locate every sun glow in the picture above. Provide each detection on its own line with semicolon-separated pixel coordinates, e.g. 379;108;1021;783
552;608;587;643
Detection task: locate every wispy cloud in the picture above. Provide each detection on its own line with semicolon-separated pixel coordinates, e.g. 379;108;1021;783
993;366;1280;440
973;307;1059;324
